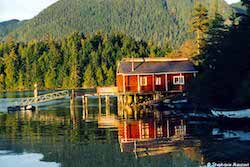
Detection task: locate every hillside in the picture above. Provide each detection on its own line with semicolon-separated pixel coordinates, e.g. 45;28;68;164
231;2;247;14
3;0;232;46
0;19;21;40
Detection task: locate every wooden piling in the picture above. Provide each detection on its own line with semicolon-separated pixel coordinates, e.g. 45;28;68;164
134;107;137;120
98;95;102;115
85;96;88;117
167;119;170;138
105;95;110;116
70;96;76;125
34;83;38;104
133;94;137;104
82;96;86;120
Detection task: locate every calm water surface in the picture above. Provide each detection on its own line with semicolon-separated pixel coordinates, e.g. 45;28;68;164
0;91;249;167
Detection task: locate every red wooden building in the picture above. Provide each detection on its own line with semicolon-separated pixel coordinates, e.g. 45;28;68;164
116;58;197;94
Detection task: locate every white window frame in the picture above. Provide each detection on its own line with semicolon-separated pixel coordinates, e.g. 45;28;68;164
173;76;185;85
140;76;147;86
155;77;161;86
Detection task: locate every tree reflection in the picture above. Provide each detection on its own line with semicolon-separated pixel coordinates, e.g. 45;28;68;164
0;97;249;166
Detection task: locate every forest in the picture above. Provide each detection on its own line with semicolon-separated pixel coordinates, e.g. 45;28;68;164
0;0;249;108
1;0;231;47
0;32;171;91
190;0;250;108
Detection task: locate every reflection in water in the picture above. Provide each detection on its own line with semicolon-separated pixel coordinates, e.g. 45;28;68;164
212;129;250;141
118;114;202;163
0;92;250;167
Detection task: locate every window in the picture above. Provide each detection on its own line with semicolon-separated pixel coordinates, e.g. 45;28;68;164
173;76;185;85
155;77;161;86
157;126;163;138
141;123;149;139
140;76;147;86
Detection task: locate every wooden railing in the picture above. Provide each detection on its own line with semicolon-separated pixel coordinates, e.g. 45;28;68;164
96;86;118;95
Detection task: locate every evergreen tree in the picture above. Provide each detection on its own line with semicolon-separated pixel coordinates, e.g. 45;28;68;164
190;0;250;108
105;67;115;86
195;13;228;66
0;31;172;91
96;67;104;86
68;46;80;88
4;49;18;90
82;65;97;88
1;0;232;47
0;74;4;90
44;69;57;89
0;56;5;90
17;71;25;90
191;4;210;55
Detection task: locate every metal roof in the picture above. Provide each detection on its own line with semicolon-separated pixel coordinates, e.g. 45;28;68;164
118;59;196;74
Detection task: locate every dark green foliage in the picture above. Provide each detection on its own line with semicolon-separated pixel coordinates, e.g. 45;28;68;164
190;1;250;108
242;0;250;14
190;4;210;55
1;0;232;47
231;2;248;14
0;19;21;40
0;32;170;90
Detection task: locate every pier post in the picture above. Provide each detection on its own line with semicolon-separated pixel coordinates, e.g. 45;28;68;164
105;95;110;116
85;96;88;118
134;107;137;120
124;95;127;105
34;83;38;107
70;94;76;126
98;95;102;115
153;93;158;101
82;96;86;120
133;94;137;104
118;95;124;117
82;95;88;120
167;119;170;138
133;94;138;120
34;83;38;98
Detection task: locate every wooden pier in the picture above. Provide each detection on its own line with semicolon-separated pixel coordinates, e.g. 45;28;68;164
80;86;117;118
75;85;184;122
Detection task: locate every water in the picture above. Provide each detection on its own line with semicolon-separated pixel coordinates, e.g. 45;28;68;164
0;91;249;167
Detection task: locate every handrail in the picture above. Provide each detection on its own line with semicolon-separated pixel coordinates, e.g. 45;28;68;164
20;90;69;106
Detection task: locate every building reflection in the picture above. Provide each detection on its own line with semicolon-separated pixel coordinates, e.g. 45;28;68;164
117;108;203;163
4;97;203;165
1;95;250;166
118;118;186;143
90;101;203;163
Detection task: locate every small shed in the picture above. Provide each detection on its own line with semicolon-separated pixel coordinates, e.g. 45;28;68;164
116;58;197;94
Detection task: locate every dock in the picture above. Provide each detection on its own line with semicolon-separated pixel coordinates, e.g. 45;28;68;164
77;86;185;120
20;90;69;106
8;90;70;112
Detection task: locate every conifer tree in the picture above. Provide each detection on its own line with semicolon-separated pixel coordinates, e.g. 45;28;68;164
96;67;104;86
0;74;5;90
82;65;96;88
17;71;25;90
190;0;250;107
105;67;115;86
44;69;57;89
191;4;209;55
196;13;228;66
4;49;17;90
